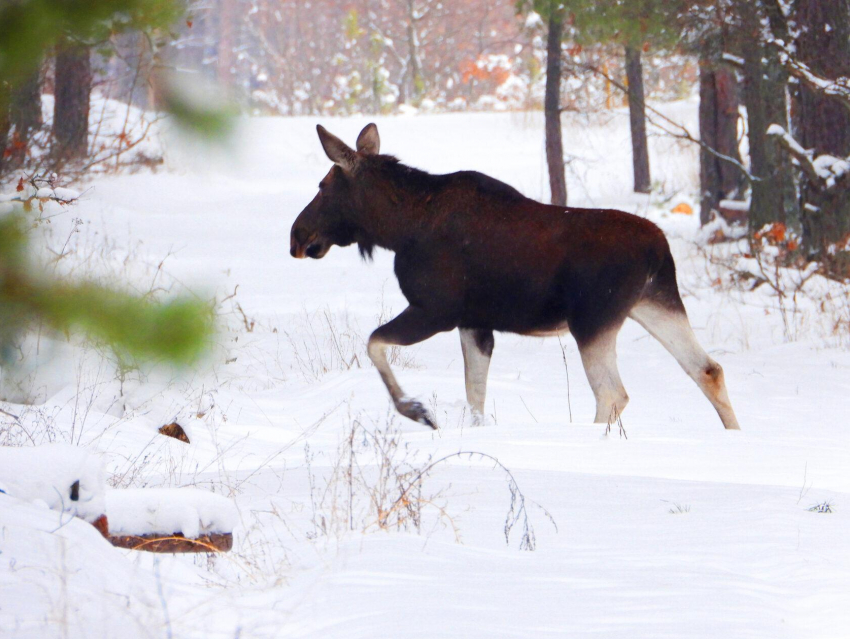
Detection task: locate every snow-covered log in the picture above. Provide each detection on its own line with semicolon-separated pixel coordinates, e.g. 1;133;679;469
105;488;237;553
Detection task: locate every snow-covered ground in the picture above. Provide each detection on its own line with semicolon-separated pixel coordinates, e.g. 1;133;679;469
1;101;849;638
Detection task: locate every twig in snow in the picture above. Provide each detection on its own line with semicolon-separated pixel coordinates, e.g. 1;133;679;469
557;335;573;423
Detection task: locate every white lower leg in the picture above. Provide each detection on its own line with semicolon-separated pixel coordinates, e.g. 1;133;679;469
460;329;491;415
368;337;436;428
367;339;405;403
630;302;740;430
579;330;629;423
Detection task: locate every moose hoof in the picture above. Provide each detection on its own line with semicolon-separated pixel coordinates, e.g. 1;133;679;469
398;399;437;430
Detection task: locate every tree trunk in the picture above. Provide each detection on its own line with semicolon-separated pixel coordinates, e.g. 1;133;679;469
698;48;744;225
624;45;651;194
406;0;424;105
795;0;850;157
217;0;237;89
545;12;567;207
8;67;43;167
794;0;850;254
741;3;798;233
0;107;11;177
53;40;92;162
0;93;10;176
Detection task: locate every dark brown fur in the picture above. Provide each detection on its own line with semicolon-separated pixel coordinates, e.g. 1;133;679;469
293;152;680;346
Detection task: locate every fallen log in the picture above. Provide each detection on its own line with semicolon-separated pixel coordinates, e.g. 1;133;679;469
105;487;237;553
109;531;233;553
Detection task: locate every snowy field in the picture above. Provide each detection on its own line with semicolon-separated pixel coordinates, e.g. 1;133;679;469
2;101;849;638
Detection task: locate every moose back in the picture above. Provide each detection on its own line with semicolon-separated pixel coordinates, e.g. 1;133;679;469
290;123;740;431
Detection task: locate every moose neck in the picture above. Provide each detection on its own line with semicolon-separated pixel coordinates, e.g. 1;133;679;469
353;160;438;254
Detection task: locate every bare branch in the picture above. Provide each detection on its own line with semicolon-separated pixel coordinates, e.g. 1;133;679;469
767;38;850;113
567;60;756;182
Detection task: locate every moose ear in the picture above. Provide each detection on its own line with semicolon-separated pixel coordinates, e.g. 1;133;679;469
317;125;357;171
356;123;380;155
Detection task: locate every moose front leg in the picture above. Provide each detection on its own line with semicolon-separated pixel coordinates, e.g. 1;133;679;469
367;306;451;429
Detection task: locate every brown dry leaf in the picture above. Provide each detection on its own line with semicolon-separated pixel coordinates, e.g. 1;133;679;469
158;422;190;443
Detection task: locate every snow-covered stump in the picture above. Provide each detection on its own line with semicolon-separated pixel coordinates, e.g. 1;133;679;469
105;488;237;553
0;446;236;553
0;444;107;527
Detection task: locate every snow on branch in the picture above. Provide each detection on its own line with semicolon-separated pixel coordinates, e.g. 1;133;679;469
767;38;850;112
768;125;850;194
721;52;744;69
0;174;82;215
766;124;821;184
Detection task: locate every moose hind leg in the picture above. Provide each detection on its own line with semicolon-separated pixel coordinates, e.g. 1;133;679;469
368;306;449;429
459;328;494;417
629;301;740;430
577;328;629;423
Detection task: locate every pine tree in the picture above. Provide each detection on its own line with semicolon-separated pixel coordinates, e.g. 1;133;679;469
53;38;92;162
517;0;569;205
683;2;746;225
573;0;685;195
785;0;850;257
741;0;799;233
544;7;568;206
0;0;216;366
794;0;850;158
624;43;651;194
0;83;10;176
6;66;43;168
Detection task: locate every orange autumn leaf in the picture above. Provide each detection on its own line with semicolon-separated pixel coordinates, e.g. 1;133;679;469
756;222;786;244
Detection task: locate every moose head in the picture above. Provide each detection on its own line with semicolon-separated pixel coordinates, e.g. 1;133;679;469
290;123;381;260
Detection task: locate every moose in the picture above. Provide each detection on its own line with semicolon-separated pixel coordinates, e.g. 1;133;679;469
290;123;740;431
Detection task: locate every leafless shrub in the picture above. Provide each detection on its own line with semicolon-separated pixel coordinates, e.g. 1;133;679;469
693;230;850;347
306;412;556;550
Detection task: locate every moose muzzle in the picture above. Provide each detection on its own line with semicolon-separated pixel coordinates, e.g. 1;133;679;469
290;227;330;259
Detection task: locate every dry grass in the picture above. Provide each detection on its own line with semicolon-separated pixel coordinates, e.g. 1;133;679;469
304;410;556;551
283;304;418;383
